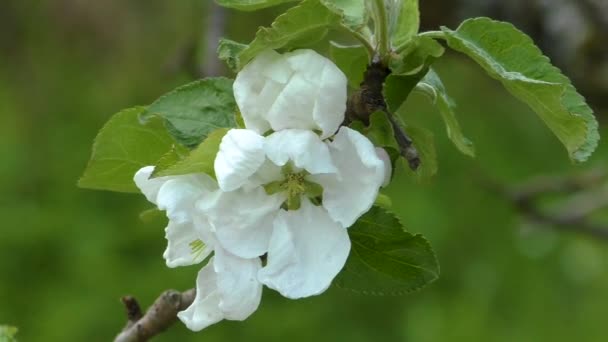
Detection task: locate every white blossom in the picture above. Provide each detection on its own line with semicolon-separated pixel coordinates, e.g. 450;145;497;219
134;167;262;331
210;126;388;298
233;49;348;139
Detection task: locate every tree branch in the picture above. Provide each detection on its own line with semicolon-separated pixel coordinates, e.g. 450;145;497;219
346;60;421;170
484;169;608;241
114;289;195;342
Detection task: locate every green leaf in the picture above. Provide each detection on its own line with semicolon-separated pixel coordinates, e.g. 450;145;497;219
441;17;599;162
215;0;298;11
145;78;237;148
0;325;18;342
78;107;174;193
390;36;444;76
406;124;438;181
217;38;247;72
238;0;342;67
320;0;367;31
153;128;229;179
150;144;190;178
350;111;399;151
335;206;439;295
416;69;475;157
390;0;420;47
139;208;167;225
329;42;369;88
384;36;444;113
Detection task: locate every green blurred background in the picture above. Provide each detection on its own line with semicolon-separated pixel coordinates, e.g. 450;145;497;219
1;1;607;341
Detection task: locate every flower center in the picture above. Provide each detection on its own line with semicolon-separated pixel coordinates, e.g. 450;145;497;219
263;165;323;211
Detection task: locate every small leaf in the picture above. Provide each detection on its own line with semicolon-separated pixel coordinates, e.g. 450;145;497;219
150;144;190;177
78;107;174;193
320;0;367;31
335;206;439;295
441;17;599;162
139;208;167;224
217;38;247;72
215;0;298;11
390;36;444;76
350;111;399;151
406;124;438;181
384;36;444;113
329;42;369;88
145;78;237;148
416;69;475;157
153;128;229;179
390;0;420;48
237;0;342;67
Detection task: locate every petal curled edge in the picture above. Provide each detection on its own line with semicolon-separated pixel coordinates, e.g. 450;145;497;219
258;199;350;299
177;251;262;331
215;129;266;192
134;166;165;203
177;259;223;331
214;247;263;321
163;220;212;268
198;187;284;259
264;130;337;175
309;127;386;228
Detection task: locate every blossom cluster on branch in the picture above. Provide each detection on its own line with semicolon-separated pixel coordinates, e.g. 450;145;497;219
134;49;390;331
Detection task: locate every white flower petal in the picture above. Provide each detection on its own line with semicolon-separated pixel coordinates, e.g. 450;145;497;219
134;166;165;204
215;129;266;192
177;260;223;331
375;147;392;187
233;49;346;137
199;187;284;259
156;174;216;224
214;247;262;321
285;49;347;138
258;199;350;299
163;220;211;268
234;50;291;135
266;73;318;132
264;130;337;174
309;127;386;227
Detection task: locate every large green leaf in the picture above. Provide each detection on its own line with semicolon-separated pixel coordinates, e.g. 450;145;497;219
390;0;420;48
78;107;173;193
145;78;237;148
215;0;298;11
441;17;599;162
416;69;475;157
238;0;342;67
328;41;368;88
152;128;229;179
335;206;439;295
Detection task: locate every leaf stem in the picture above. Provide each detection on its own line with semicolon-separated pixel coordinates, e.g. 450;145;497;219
341;26;375;60
418;30;446;40
372;0;390;65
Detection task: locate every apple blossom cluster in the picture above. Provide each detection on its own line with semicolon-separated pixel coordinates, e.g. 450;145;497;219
134;49;391;331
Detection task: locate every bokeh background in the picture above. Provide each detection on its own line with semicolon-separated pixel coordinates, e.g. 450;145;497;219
1;1;607;341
